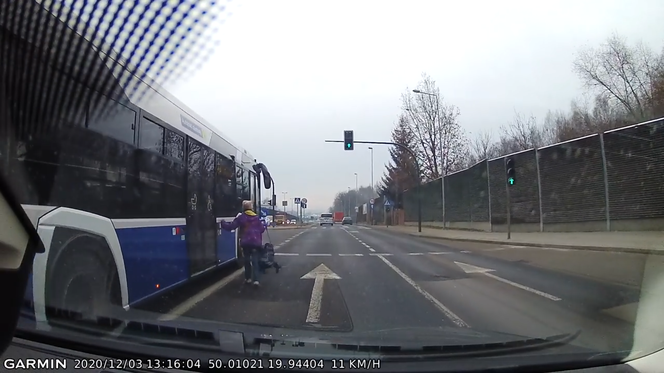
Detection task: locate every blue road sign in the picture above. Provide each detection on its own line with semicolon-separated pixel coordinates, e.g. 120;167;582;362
384;199;392;206
294;197;301;204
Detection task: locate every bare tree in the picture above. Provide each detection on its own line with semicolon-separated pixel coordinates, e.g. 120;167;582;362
573;34;663;122
499;111;545;151
470;130;494;161
401;72;466;180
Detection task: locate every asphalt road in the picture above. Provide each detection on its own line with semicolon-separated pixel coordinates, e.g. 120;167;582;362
141;223;650;355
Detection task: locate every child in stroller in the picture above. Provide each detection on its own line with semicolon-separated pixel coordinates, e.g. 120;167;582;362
258;242;281;273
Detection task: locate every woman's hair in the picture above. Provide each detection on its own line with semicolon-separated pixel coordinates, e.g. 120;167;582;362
242;200;253;210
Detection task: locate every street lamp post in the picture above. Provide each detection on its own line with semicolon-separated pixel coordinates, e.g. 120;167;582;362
368;147;374;194
413;89;445;228
354;172;358;218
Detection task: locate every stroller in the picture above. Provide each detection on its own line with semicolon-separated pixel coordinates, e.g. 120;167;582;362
258;228;281;274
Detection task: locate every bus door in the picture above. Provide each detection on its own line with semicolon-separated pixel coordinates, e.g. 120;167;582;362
199;147;217;269
185;138;217;275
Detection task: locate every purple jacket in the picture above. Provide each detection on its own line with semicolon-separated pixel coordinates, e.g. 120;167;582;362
221;210;266;248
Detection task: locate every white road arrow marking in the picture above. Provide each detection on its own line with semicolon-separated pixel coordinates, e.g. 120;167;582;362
301;264;341;323
454;261;561;301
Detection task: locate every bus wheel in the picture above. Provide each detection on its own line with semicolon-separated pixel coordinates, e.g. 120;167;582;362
47;240;121;324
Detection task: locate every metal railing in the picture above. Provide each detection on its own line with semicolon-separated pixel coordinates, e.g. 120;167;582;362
395;117;664;231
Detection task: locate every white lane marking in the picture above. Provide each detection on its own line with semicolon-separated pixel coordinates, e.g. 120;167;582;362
161;231;309;320
301;264;341;323
369;248;376;252
159;269;243;321
409;253;424;256
307;253;332;257
539;247;571;252
484;272;562;301
460;250;471;253
339;253;364;257
430;252;451;255
483;248;505;252
454;261;561;301
275;252;299;256
375;254;469;328
369;253;393;256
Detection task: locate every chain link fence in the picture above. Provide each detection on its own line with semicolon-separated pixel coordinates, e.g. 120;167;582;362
398;117;664;232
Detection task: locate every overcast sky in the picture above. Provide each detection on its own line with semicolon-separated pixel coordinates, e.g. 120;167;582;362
166;0;664;213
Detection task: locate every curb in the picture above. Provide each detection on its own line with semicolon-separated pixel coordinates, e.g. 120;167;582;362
407;233;662;255
362;225;661;255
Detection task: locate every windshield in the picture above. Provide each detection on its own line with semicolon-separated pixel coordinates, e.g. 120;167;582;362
3;0;664;371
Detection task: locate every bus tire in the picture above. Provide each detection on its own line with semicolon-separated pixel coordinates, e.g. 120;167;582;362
46;235;121;324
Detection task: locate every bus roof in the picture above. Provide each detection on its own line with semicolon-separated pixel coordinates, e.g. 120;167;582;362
31;0;255;167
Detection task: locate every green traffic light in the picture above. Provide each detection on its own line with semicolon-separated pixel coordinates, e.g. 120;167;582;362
508;177;515;185
347;143;350;148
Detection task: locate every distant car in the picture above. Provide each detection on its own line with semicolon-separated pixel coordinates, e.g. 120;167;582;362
341;217;353;225
319;213;334;226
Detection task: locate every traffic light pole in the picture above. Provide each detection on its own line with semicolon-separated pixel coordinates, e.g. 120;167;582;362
326;139;423;233
504;157;511;240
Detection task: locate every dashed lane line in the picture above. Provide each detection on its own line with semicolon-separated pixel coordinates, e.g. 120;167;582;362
159;229;310;321
341;228;469;328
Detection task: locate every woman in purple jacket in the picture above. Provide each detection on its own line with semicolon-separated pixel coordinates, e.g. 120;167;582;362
221;200;267;286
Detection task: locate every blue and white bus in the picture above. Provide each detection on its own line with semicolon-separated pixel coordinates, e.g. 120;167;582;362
1;1;268;324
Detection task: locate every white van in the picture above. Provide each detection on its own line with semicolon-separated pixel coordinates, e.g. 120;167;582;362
319;213;334;226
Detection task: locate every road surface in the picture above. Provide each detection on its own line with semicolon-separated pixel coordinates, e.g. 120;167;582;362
141;224;648;354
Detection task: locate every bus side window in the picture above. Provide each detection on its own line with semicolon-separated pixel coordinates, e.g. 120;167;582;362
165;130;184;161
214;152;236;217
87;94;136;145
139;117;164;154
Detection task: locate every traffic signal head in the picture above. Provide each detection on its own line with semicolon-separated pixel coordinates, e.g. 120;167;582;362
344;130;354;150
506;158;515;186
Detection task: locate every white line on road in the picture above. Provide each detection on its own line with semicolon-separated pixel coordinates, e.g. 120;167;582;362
275;252;299;256
369;253;393;256
460;250;471;253
376;254;469;328
307;253;332;256
369;248;376;252
484;272;562;301
159;269;243;321
160;230;309;320
340;227;469;327
339;253;364;256
429;252;451;255
408;253;424;256
454;261;561;301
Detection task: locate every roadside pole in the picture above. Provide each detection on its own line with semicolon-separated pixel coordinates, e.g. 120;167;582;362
326;138;423;233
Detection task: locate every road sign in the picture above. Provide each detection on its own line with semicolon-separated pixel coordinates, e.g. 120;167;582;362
369;198;374;205
301;198;308;204
294;197;301;204
384;199;392;206
301;202;307;209
282;200;288;207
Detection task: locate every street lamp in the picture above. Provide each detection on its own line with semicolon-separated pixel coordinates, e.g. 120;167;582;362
354;172;358;216
368;147;374;194
412;89;445;228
